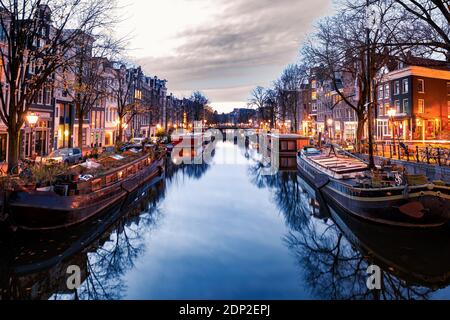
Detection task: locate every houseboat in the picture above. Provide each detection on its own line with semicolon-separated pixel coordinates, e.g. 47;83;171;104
171;131;212;163
6;149;166;231
267;134;310;171
297;146;450;228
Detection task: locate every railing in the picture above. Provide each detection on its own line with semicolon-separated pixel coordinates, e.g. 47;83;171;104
361;140;450;167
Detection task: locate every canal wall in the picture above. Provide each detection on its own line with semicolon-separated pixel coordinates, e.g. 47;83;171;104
358;154;450;183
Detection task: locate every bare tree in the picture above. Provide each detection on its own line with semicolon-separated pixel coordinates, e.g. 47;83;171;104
0;0;117;172
189;91;208;122
111;64;139;143
302;1;399;152
57;32;123;152
383;0;450;61
274;64;308;132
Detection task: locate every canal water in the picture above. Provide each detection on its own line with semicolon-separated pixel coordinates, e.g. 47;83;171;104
1;141;449;300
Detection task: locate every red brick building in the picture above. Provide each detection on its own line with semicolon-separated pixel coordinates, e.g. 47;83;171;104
377;60;450;142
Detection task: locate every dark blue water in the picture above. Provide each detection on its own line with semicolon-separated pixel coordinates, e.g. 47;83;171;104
1;141;449;300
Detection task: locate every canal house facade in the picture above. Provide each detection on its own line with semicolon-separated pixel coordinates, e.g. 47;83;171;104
376;60;450;142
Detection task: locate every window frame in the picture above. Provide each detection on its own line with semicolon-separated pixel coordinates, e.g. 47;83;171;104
418;79;425;93
418;99;425;114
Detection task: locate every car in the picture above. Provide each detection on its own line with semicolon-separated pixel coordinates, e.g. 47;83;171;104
45;148;83;165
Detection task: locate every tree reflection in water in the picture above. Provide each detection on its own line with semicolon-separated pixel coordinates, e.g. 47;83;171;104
51;158;211;300
52;185;166;300
248;161;448;300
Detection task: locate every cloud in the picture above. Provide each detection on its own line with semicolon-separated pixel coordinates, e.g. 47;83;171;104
136;0;332;112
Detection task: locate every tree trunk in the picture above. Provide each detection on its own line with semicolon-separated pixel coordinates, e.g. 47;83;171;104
118;117;123;143
7;128;20;174
77;110;84;152
356;115;366;153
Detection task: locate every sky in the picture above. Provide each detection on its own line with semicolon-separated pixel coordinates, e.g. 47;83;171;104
117;0;332;113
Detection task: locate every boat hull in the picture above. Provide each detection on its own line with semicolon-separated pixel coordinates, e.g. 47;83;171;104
7;158;164;231
297;155;450;228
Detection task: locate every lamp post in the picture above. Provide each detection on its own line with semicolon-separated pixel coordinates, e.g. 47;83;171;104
26;113;39;159
327;118;334;142
387;108;397;156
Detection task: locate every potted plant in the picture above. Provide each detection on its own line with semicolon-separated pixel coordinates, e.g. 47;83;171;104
31;164;65;192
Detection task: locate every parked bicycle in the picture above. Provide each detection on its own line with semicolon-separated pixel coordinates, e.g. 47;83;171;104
9;158;35;179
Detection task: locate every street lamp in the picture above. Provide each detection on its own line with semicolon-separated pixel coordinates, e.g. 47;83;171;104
327;118;334;142
387;108;397;156
26;113;39;158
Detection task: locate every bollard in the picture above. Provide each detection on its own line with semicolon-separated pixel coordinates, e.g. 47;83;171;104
398;145;401;160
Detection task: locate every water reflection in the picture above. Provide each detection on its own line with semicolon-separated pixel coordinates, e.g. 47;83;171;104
0;142;449;300
0;179;166;300
247;158;450;300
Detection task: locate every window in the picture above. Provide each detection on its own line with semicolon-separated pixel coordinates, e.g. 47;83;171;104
0;25;6;42
403;79;409;94
403;99;408;114
379;104;384;116
377;120;391;137
35;89;43;104
378;86;383;100
384;84;390;99
418;79;425;93
418;99;425;113
447;82;450;96
394;100;400;113
44;87;52;105
394;81;400;95
384;103;390;115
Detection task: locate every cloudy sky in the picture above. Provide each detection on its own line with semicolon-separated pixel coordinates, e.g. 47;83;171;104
117;0;332;113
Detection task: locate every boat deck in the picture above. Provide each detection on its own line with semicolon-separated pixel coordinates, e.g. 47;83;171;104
308;154;368;178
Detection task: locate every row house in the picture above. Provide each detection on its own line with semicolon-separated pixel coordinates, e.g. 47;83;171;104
307;69;358;142
376;58;450;142
0;5;188;162
1;5;57;160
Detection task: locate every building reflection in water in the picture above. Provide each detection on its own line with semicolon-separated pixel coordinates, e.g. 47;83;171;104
248;160;450;300
0;158;211;300
0;142;449;300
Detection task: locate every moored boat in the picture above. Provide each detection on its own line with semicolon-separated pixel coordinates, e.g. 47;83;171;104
297;146;450;228
6;150;165;231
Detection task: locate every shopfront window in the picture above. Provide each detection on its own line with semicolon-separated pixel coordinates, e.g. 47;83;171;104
344;122;357;141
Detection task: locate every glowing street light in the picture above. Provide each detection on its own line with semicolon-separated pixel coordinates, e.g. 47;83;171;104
26;113;40;158
327;118;334;127
387;108;397;155
26;113;39;127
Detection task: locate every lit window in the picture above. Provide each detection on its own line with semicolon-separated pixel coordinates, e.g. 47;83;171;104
394;100;400;113
384;84;390;99
418;99;425;113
